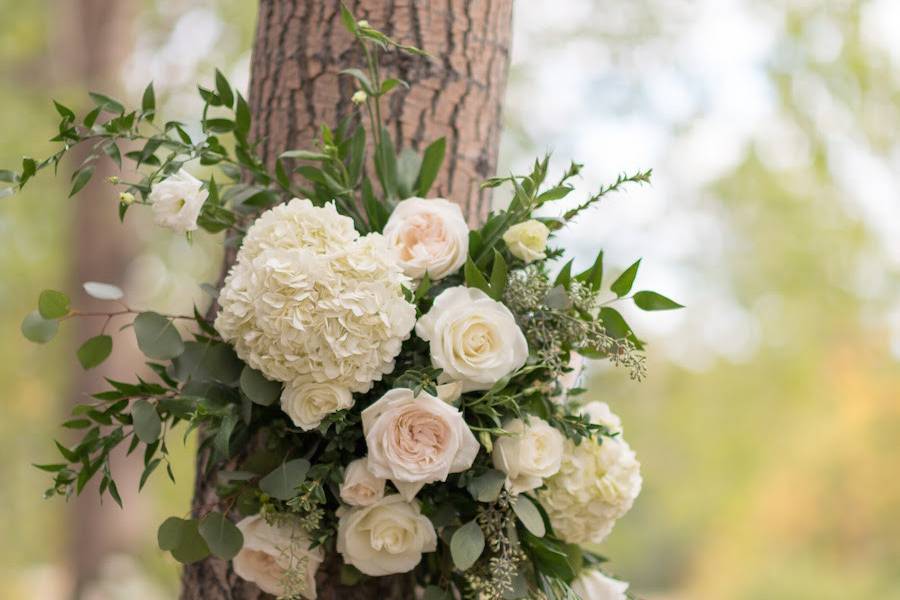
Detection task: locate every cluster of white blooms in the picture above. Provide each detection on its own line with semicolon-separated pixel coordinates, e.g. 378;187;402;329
538;402;641;544
214;199;417;394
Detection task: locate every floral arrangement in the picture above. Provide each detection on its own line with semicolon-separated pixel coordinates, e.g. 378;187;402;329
3;9;681;600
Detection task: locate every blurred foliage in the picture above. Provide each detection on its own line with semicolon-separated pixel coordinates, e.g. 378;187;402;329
2;0;900;599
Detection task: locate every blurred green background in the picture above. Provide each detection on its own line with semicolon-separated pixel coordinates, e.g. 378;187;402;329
2;1;898;599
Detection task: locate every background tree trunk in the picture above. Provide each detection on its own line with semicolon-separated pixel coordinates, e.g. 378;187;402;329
181;1;513;598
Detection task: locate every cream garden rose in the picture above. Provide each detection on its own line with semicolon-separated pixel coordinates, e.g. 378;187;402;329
571;570;629;600
233;515;324;599
280;381;354;431
416;286;528;392
492;417;565;495
502;219;550;263
340;458;386;506
336;494;437;576
148;169;208;234
362;388;479;500
382;197;469;280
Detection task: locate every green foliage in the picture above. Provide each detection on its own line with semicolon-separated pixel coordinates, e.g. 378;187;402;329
76;334;112;369
239;365;282;406
511;495;545;537
134;311;184;360
198;511;244;560
451;519;486;571
259;459;311;501
37;289;69;319
21;310;58;343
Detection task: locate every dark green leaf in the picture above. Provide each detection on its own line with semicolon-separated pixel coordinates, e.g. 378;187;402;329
416;137;446;197
204;118;234;133
259;458;311;501
554;259;574;289
89;92;125;114
575;251;604;291
142;82;156;119
158;516;185;551
77;335;113;370
214;69;234;108
53;100;76;121
199;511;244;560
489;251;508;300
21;311;58;343
380;78;408;95
450;519;485;571
38;289;70;319
339;68;374;94
134;311;184;360
69;165;94;197
339;3;357;33
239;366;282;406
170;518;210;564
397;148;422;199
104;142;122;169
464;257;491;295
610;259;641;298
633;290;683;311
235;93;251;137
132;398;161;443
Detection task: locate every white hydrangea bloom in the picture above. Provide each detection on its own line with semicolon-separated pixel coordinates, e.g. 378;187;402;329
538;404;641;544
215;199;416;393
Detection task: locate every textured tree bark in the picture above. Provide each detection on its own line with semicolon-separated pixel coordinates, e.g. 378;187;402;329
181;1;513;598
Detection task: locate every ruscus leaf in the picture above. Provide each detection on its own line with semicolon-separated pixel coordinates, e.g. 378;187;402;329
610;259;641;297
633;290;683;311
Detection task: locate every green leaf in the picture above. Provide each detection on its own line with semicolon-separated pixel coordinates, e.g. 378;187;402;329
413;273;432;303
554;259;574;289
610;259;641;297
339;3;357;33
235;93;251;138
199;511;244;560
142;82;156;119
167;518;210;564
281;149;330;161
38;290;70;319
598;307;643;349
397;148;422;199
89;92;125;114
132;398;161;443
380;78;408;95
633;290;683;311
489;250;508;300
511;495;545;537
450;519;485;571
171;341;242;385
204;118;234;133
83;281;124;300
259;458;311;501
239;366;282;406
77;335;113;370
467;469;506;502
158;516;186;551
134;311;184;360
83;106;101;128
53;100;76;121
464;257;491;295
416;137;446;197
575;251;604;291
339;68;374;94
21;311;58;343
215;69;234;108
69;165;94;197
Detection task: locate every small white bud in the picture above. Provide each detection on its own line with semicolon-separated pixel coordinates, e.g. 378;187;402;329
351;90;368;105
119;191;135;205
105;175;119;184
357;19;369;28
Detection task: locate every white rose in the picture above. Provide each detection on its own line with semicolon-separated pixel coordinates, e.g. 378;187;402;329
416;286;528;392
571;570;629;600
502;220;550;263
340;458;386;507
233;515;324;599
580;401;622;435
281;381;354;431
383;197;469;280
492;417;565;495
336;494;437;576
362;388;479;500
148;169;208;234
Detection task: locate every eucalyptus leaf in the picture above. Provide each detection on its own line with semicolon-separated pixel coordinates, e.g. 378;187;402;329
259;458;311;500
134;311;184;360
83;281;124;300
198;511;244;560
450;519;485;571
158;516;187;551
169;518;210;564
511;495;545;537
239;366;282;406
467;469;506;502
76;335;113;370
38;290;70;319
132;398;161;443
21;311;58;344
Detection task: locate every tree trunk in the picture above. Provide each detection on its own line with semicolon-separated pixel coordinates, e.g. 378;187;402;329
181;1;513;598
